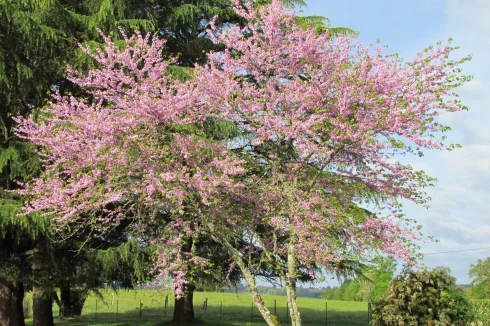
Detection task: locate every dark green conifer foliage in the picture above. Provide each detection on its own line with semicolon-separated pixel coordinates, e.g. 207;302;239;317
0;1;256;324
0;0;156;324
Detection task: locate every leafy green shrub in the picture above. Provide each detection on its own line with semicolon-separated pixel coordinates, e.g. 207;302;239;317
441;286;474;323
371;267;475;326
470;299;490;325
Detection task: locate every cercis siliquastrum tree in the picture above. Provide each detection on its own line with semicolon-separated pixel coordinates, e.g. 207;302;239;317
16;1;471;326
195;0;471;324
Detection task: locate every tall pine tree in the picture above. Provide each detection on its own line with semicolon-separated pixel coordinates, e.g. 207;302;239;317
0;1;153;325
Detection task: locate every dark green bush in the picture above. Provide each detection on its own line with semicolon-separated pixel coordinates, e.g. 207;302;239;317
371;267;475;326
441;286;474;323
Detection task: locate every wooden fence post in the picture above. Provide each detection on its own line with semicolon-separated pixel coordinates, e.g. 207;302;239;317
326;301;328;326
368;302;372;325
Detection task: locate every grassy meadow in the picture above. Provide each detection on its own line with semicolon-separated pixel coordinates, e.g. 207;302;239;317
24;290;370;326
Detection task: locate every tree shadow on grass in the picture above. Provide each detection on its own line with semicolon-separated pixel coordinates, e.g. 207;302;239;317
26;305;370;326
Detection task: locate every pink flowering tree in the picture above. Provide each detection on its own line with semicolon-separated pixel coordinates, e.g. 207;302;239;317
195;0;471;324
14;28;247;313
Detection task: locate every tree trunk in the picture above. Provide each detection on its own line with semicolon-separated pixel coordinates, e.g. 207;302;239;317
285;239;302;326
32;247;54;326
32;287;54;326
172;284;195;324
0;277;25;326
285;281;301;326
219;236;279;326
14;283;24;326
59;283;71;319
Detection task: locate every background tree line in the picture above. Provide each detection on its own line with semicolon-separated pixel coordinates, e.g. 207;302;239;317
321;257;396;302
321;256;490;303
468;257;490;299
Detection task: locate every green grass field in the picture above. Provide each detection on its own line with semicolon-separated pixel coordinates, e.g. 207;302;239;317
24;290;370;326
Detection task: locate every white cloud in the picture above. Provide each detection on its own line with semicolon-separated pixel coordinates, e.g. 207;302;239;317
459;77;487;95
444;144;490;181
445;0;490;31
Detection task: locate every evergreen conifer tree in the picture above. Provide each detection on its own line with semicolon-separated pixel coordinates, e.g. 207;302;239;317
0;1;153;325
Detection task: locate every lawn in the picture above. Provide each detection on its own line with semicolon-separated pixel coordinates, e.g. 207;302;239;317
25;290;370;326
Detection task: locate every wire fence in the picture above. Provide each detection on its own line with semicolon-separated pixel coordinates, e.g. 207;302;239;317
83;295;372;325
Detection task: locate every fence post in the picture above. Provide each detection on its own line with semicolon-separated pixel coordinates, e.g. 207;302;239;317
116;299;118;316
164;295;168;316
140;299;142;317
95;299;97;318
368;302;371;325
274;299;277;316
325;301;328;326
220;301;223;321
206;298;208;311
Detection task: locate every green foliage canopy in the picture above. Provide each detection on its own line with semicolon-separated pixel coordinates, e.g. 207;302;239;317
469;258;490;299
322;257;396;302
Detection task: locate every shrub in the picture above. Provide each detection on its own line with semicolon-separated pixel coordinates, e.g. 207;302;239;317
371;267;475;326
441;286;474;323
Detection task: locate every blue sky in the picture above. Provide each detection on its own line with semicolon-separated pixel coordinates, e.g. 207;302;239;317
302;0;490;284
